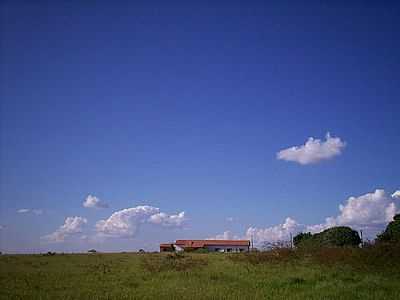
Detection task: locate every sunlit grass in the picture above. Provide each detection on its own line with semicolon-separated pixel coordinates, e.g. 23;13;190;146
1;246;399;299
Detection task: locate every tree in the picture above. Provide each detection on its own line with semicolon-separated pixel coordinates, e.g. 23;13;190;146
314;226;361;247
294;227;361;248
377;214;400;243
293;232;312;247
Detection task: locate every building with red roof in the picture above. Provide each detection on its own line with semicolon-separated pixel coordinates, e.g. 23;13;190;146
160;239;250;252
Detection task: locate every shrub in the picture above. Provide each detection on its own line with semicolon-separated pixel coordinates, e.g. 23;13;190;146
141;253;207;272
228;248;297;265
193;248;209;253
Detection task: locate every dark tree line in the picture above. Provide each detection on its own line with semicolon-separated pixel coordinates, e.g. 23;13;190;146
293;214;400;248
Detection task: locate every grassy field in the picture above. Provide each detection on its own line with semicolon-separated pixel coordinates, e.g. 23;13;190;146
1;245;399;300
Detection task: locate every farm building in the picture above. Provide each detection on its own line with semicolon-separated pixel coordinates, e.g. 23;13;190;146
160;240;250;252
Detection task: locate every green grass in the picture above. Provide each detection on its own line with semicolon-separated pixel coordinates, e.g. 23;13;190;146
1;246;399;299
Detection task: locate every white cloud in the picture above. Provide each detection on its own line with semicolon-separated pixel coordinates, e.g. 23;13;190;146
148;212;186;227
392;190;400;198
226;217;234;222
246;217;303;245
42;216;87;242
306;217;337;233
310;189;399;232
83;195;109;209
17;208;43;215
277;133;345;165
208;230;242;240
96;205;185;238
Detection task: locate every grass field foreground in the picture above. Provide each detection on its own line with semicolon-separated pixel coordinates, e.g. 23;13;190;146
1;244;399;300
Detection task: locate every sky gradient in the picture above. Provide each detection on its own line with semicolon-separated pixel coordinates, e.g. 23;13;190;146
1;1;399;253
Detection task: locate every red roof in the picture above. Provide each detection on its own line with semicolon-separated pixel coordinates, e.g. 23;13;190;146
175;240;250;248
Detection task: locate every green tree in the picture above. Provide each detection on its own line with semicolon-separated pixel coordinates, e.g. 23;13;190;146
314;226;361;247
294;226;361;248
293;232;312;247
377;214;400;243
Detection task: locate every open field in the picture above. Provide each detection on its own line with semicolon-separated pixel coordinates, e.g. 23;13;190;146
1;245;400;300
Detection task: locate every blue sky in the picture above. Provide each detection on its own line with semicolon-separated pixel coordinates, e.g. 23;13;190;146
1;1;399;253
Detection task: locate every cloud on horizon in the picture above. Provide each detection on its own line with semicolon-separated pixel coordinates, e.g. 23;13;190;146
246;217;300;245
277;133;345;165
208;230;241;240
36;189;400;248
213;189;400;246
306;189;399;234
42;216;87;243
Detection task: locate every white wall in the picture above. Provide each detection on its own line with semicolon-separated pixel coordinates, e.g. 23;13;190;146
206;245;249;253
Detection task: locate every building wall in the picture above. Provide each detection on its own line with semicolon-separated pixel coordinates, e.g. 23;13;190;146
160;244;175;252
205;245;249;253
